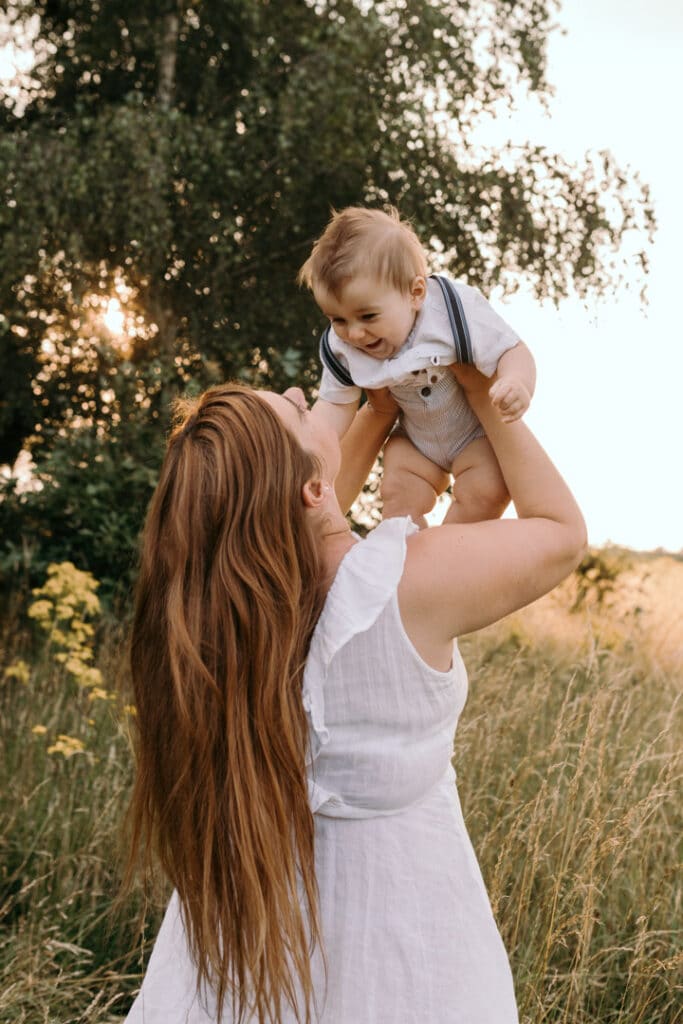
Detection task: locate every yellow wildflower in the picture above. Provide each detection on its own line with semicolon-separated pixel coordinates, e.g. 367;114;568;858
88;686;113;702
4;660;30;685
27;599;53;624
79;666;103;689
47;734;86;758
31;724;47;735
64;655;88;677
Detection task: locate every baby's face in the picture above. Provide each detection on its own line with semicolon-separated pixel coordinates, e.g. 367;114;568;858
315;276;425;361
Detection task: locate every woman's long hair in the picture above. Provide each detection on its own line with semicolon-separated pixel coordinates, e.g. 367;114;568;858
125;383;327;1023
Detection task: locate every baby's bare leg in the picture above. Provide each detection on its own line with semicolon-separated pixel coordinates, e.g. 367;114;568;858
444;436;509;525
382;434;450;530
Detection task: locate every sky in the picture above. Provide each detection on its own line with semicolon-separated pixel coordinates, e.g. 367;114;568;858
477;0;683;552
1;2;681;552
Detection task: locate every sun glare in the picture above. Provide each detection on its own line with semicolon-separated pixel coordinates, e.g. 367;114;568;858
0;47;15;81
103;297;125;335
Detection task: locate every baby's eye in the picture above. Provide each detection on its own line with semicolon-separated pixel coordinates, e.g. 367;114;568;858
362;313;377;321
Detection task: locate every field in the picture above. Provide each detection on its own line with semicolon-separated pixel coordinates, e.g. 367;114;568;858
1;550;681;1023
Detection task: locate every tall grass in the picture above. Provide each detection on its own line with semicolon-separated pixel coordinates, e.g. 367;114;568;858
0;604;161;1023
0;555;681;1023
458;564;682;1024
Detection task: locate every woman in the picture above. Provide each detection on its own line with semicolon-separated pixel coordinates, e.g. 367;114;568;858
123;365;586;1024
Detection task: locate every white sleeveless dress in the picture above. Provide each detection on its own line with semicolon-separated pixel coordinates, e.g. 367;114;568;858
125;517;519;1023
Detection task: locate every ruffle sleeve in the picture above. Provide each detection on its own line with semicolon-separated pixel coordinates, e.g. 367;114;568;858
302;516;418;766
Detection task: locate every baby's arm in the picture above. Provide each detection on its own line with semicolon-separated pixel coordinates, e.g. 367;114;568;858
488;341;536;423
311;397;359;439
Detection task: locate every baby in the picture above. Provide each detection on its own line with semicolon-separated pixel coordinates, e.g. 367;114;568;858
298;206;536;527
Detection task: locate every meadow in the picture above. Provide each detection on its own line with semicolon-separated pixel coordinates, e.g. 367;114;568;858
0;549;681;1023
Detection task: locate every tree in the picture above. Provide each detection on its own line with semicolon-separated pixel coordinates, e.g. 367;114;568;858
0;0;654;593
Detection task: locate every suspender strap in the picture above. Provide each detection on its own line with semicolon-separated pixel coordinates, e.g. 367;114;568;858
319;325;356;387
431;275;474;365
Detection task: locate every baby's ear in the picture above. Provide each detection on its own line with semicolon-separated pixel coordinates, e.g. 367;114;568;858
410;275;427;309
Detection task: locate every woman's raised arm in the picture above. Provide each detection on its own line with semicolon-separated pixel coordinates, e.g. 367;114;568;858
333;393;398;515
399;365;587;649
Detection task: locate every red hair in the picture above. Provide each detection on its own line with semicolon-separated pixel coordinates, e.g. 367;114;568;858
125;383;326;1023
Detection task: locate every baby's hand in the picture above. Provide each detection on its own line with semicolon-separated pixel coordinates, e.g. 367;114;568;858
488;377;531;423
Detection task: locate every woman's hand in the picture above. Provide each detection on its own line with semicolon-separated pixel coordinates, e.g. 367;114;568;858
451;342;535;424
364;387;400;417
449;362;491;397
450;363;525;430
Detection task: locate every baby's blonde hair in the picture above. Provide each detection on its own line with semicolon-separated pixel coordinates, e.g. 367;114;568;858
298;206;428;298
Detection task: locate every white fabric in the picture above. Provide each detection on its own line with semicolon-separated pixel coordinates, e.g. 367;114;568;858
318;276;520;404
125;518;519;1023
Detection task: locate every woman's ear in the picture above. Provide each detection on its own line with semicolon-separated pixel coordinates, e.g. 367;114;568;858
302;478;327;509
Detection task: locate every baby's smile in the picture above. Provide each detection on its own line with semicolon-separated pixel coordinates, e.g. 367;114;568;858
363;337;386;353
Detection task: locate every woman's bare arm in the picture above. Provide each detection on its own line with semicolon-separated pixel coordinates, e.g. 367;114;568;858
311;397;359;439
399;365;586;651
333;392;398;515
